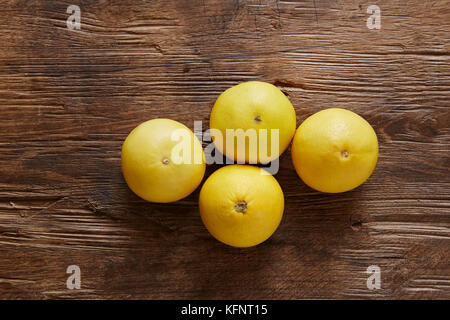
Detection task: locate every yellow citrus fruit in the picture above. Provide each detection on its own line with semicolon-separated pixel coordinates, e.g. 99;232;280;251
199;165;284;247
291;108;378;193
121;118;205;203
210;81;296;163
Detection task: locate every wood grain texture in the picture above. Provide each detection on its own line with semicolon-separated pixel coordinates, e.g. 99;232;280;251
0;0;449;299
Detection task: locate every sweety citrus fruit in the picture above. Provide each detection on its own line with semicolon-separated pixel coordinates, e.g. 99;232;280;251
121;118;205;203
210;81;296;163
291;108;378;193
199;165;284;247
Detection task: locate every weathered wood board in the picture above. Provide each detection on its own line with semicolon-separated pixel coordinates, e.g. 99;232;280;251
0;0;449;299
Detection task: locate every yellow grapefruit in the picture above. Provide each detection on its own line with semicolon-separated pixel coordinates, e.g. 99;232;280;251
291;108;378;193
210;81;296;163
199;165;284;247
121;118;205;203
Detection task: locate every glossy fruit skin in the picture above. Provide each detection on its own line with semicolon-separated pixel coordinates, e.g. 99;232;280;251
210;81;296;163
121;118;205;203
199;165;284;248
291;108;378;193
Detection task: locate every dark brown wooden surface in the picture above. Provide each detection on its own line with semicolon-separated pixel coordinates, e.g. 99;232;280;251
0;0;449;299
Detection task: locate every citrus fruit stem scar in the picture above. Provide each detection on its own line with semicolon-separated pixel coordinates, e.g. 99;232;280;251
162;157;169;165
234;200;247;213
341;150;349;158
254;115;262;123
